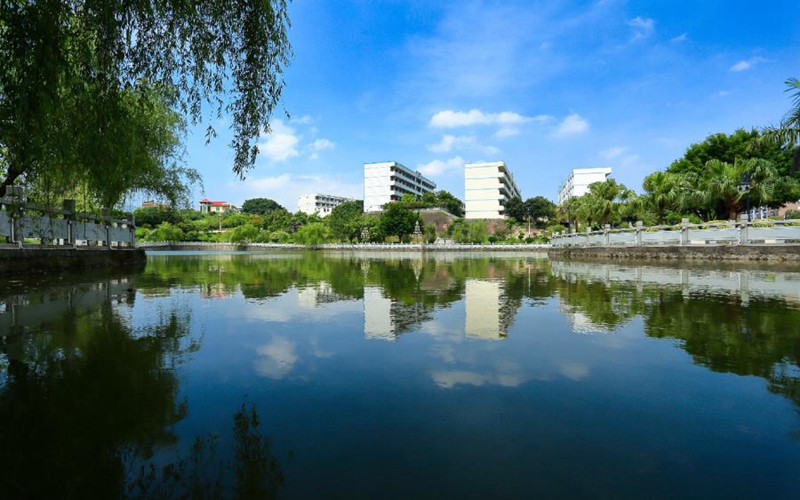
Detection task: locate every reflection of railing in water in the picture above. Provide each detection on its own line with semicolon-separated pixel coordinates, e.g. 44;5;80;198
551;260;800;303
0;278;136;332
551;219;800;247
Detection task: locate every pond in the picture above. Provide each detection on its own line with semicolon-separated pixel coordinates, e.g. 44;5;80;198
1;251;799;499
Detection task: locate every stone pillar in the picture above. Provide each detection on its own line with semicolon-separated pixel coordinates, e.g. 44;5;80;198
738;215;749;245
63;199;76;247
603;224;610;246
635;221;643;246
680;218;689;246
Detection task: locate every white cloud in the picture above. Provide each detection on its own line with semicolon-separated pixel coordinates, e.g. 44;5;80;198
291;115;314;125
628;17;654;40
554;113;590;136
600;146;627;160
730;57;765;72
495;127;520;138
712;90;732;98
417;156;465;177
431;370;528;389
670;33;688;43
257;120;299;162
427;135;499;155
429;109;547;128
310;138;335;151
254;338;298;379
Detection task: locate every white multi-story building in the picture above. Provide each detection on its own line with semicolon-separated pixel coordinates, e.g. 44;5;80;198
363;161;436;212
298;193;354;217
557;167;612;205
464;161;521;219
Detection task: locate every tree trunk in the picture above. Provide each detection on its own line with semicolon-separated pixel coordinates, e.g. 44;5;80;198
0;163;25;198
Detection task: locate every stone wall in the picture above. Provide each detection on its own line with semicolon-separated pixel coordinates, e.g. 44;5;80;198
0;248;146;276
549;245;800;262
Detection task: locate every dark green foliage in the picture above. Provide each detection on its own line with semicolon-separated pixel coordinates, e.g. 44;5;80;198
394;190;465;217
379;203;420;240
327;200;365;242
523;196;556;227
503;196;525;222
241;198;285;216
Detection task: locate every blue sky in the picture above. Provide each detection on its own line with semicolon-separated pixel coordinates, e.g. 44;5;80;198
179;0;800;212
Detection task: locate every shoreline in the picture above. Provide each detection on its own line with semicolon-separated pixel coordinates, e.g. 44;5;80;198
137;242;551;252
548;244;800;262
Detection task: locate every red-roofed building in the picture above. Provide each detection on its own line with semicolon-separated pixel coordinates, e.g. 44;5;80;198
199;198;238;214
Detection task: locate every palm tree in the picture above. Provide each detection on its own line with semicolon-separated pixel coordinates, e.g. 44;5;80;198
762;78;800;171
642;171;684;224
702;158;777;220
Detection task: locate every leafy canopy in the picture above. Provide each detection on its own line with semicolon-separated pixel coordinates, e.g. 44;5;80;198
0;0;291;199
241;198;286;216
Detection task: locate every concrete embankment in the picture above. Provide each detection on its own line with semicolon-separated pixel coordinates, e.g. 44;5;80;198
548;245;800;262
139;242;550;252
0;248;147;276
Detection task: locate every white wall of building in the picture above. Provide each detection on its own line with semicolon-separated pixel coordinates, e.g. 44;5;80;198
557;167;612;205
464;161;521;219
298;193;354;217
363;161;436;212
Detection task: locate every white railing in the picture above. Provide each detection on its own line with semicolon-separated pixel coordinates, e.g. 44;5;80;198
551;218;800;247
0;196;135;248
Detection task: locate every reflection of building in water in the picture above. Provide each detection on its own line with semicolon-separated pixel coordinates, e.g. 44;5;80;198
297;281;349;308
364;287;394;341
558;302;609;335
464;279;515;340
363;286;434;341
200;282;234;300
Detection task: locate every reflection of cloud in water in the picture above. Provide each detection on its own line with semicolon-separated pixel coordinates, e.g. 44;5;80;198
559;362;589;381
429;344;457;364
431;370;529;389
241;289;362;324
310;339;333;359
254;338;298;379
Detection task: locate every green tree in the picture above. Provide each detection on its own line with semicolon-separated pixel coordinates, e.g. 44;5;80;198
503;196;525;222
576;179;632;227
152;222;185;242
133;206;180;228
0;1;291;197
642;171;686;224
241;198;285;216
667;127;798;210
327;200;364;242
762;78;800;168
435;190;465;217
523;196;556;228
379;203;419;240
701;158;779;220
229;224;260;243
294;222;330;246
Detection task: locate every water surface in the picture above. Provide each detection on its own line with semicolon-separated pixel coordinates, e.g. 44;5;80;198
1;252;799;498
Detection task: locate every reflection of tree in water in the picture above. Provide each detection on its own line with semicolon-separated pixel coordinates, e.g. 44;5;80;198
0;300;192;498
552;270;800;421
128;403;285;500
0;282;286;499
643;292;800;412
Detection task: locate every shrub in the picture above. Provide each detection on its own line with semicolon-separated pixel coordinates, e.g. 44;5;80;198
294;223;331;246
229;224;259;243
785;210;800;220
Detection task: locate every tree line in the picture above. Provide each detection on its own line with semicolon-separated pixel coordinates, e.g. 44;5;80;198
560;79;800;230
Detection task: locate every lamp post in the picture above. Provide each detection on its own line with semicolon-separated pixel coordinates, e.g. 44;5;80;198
738;172;752;221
